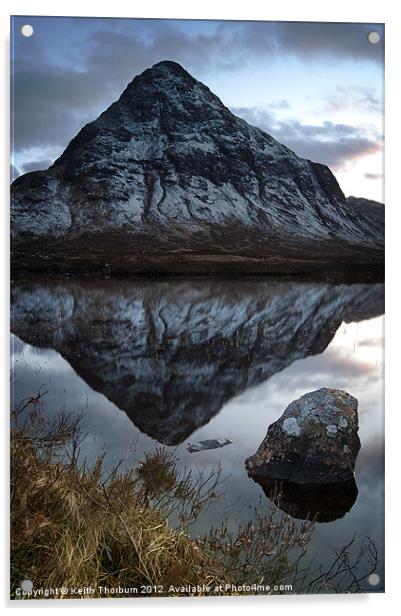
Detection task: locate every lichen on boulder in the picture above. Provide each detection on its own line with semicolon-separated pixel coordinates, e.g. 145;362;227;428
245;388;361;485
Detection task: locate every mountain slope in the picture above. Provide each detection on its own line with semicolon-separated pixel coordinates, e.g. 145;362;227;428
11;61;384;274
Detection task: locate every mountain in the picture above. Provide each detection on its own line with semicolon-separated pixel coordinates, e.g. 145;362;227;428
346;196;384;238
11;279;384;445
11;61;383;275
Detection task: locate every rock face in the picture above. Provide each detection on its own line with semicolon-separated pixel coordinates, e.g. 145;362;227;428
11;60;384;275
11;280;383;445
346;196;384;242
246;388;361;484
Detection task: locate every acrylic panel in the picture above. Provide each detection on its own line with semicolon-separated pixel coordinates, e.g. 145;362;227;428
10;16;384;599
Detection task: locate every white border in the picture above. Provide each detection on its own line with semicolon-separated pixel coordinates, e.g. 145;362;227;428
2;0;400;613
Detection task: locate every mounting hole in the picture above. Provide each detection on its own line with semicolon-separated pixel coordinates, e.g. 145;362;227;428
20;579;33;592
21;24;33;38
368;573;380;586
368;31;380;44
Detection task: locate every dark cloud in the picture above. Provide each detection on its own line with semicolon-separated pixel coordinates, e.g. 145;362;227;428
12;62;114;151
11;159;53;181
364;172;383;180
233;106;382;170
242;21;384;63
20;159;53;174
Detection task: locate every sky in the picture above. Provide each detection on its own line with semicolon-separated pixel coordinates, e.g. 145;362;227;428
10;17;384;201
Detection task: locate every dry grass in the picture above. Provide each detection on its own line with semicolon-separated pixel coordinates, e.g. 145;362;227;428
11;397;230;597
10;392;379;599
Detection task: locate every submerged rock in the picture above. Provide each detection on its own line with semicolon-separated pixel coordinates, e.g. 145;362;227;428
246;388;361;484
187;438;232;453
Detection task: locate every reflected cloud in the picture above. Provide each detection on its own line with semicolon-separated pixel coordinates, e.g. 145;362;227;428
357;336;383;348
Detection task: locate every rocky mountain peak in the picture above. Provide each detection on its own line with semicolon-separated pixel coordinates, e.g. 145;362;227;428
131;59;197;84
117;59;234;135
120;59;201;105
11;61;384;275
50;59;231;173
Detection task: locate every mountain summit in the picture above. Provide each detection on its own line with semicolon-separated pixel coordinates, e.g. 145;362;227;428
11;61;384;275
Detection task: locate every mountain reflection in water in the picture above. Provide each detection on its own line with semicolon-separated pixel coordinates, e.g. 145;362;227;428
11;279;383;446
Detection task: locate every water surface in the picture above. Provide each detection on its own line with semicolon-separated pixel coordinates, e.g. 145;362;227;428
10;278;384;592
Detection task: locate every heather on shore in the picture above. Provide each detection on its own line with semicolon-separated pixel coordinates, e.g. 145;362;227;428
10;393;378;599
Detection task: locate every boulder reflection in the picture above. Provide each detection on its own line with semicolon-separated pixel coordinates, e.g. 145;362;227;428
251;476;358;523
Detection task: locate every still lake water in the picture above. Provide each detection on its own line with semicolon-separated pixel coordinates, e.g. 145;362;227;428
10;278;384;592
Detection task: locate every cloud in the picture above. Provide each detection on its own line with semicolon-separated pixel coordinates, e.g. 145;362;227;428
364;172;383;180
12;61;114;152
268;99;291;110
12;158;54;179
248;21;384;63
20;159;53;174
233;106;382;170
323;86;382;113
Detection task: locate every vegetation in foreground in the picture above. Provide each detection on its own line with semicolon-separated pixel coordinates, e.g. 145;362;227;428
10;392;379;599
